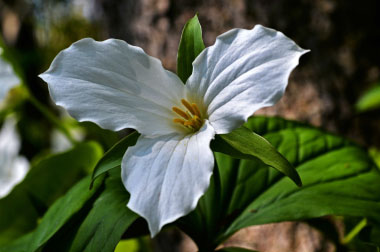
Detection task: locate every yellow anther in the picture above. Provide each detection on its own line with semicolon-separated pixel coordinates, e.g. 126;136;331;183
192;103;201;117
181;99;196;115
184;121;193;126
172;107;189;120
173;99;204;132
173;118;186;125
193;115;201;124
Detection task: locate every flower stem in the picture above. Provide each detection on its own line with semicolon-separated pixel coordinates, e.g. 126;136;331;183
342;218;367;244
27;94;77;145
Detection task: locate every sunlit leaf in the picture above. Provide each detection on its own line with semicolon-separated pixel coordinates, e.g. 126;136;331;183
356;83;380;112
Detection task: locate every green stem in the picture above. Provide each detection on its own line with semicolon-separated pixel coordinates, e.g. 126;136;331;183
342;218;367;244
28;94;77;145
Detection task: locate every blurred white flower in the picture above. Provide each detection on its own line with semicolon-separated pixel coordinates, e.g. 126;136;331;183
0;48;20;102
0;116;29;198
51;127;84;153
40;25;308;236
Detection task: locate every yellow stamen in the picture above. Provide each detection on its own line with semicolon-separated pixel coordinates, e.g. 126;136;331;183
172;107;189;120
192;103;201;117
181;99;196;115
173;99;204;131
193;115;202;124
173;118;186;125
183;121;193;126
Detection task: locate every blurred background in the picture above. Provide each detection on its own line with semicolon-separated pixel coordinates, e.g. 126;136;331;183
1;0;379;251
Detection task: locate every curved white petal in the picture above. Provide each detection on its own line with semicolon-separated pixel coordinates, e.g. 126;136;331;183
122;121;215;236
0;157;29;198
40;38;186;136
0;117;29;198
0;57;20;101
0;117;21;161
186;25;309;134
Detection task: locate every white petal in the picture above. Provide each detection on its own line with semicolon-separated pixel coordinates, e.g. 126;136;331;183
0;57;20;101
0;157;29;198
186;25;309;134
0;117;29;198
0;117;21;159
40;38;186;136
122;121;215;236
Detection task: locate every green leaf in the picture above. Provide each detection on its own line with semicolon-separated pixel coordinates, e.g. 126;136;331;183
356;83;380;112
91;132;139;187
369;147;380;168
177;14;205;83
0;233;33;252
215;126;302;186
0;142;103;244
178;116;380;250
69;168;139;252
27;175;104;252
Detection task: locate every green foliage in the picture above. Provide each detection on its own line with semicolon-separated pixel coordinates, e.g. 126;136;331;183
114;237;151;252
369;147;380;168
0;233;33;252
178;116;380;250
69;168;138;252
114;239;139;252
0;142;102;244
213;126;302;186
0;175;104;252
1;169;141;252
356;83;380;112
91;132;139;187
177;14;205;83
27;175;104;252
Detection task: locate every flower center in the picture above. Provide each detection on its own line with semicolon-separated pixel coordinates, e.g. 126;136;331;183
172;99;203;132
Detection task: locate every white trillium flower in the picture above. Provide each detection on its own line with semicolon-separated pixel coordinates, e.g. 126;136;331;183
0;116;29;198
0;50;21;101
40;25;309;236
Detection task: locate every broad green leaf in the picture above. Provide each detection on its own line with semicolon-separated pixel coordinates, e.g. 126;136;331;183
356;83;380;112
177;14;205;83
27;175;104;252
216;126;302;186
178;116;380;250
0;142;102;244
91;132;139;187
69;168;138;252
